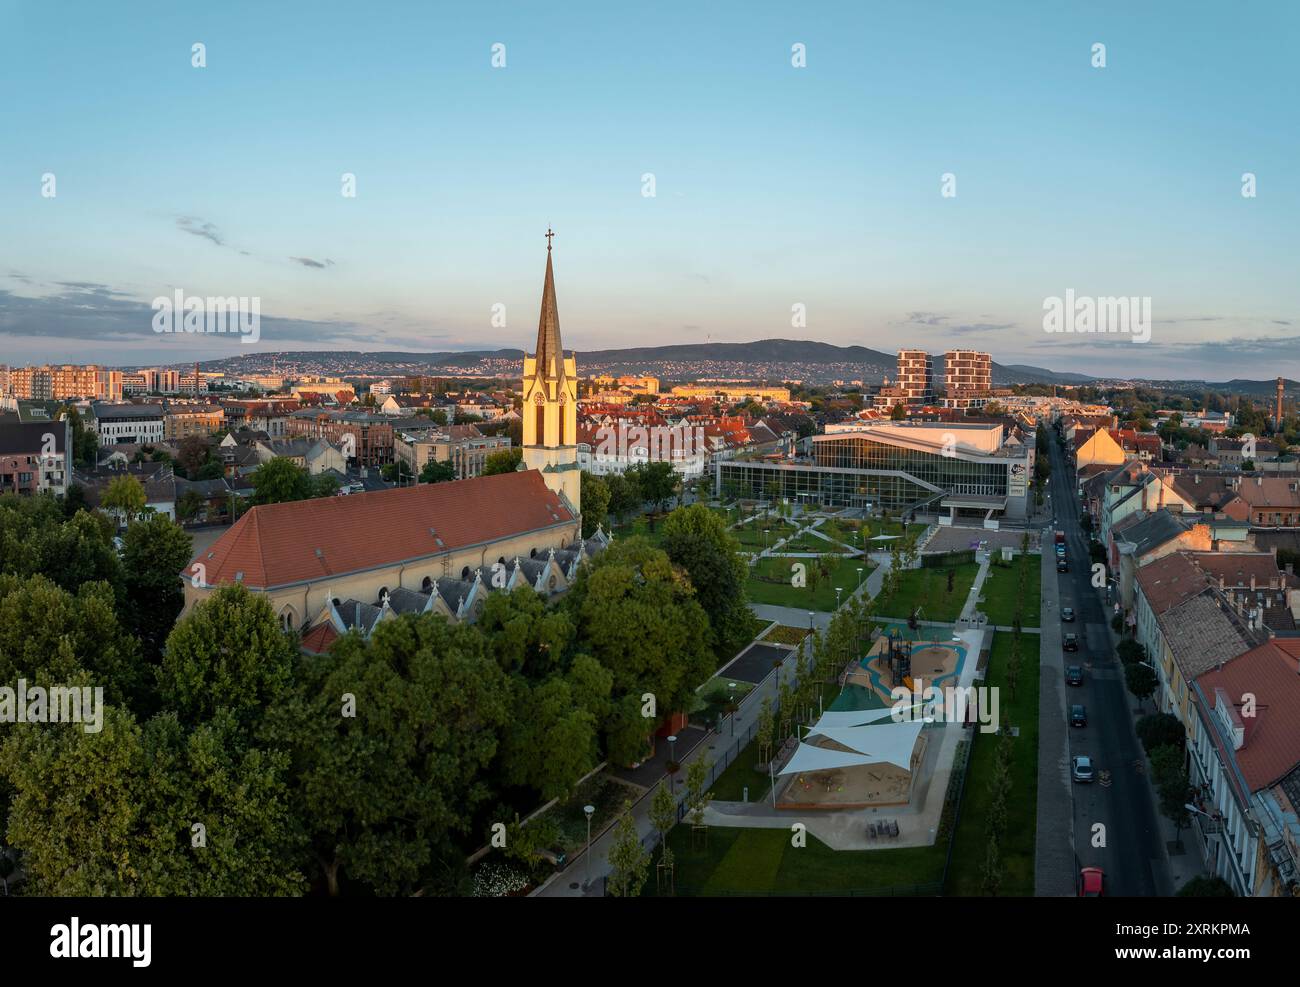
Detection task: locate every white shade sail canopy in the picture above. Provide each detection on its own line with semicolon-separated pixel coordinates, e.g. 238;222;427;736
780;719;925;775
809;704;924;733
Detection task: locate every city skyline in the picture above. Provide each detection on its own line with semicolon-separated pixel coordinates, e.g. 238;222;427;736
3;2;1297;376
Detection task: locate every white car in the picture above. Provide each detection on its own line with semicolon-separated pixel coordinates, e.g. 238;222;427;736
1072;755;1095;783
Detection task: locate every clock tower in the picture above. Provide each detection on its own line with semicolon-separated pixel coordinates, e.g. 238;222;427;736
522;229;581;513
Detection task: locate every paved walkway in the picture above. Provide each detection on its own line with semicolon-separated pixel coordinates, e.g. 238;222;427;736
1034;528;1075;896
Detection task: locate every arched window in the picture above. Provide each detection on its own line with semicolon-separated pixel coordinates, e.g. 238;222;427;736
461;566;471;580
421;576;433;592
279;607;296;632
529;548;537;559
377;587;390;604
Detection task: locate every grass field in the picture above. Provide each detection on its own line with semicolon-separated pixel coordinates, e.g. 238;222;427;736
945;631;1039;896
762;624;811;646
610;515;666;546
730;518;798;550
979;559;1042;627
783;531;853;553
873;563;979;622
745;555;871;611
653;824;945;896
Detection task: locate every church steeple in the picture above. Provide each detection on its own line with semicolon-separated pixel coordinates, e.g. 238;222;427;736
534;228;564;382
521;228;580;514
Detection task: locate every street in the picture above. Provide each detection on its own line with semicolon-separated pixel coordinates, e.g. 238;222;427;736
1046;434;1168;897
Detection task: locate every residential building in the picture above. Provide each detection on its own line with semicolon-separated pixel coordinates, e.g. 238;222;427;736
0;419;71;496
90;402;165;447
896;350;934;405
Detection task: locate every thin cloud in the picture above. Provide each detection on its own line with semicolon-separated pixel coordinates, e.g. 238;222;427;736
290;257;335;269
176;216;225;247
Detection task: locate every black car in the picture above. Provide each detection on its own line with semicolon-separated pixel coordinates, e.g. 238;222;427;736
1057;559;1069;572
1070;704;1088;727
1061;607;1075;622
1065;665;1084;686
1063;633;1079;652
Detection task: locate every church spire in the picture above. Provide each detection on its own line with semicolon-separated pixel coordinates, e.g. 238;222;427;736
534;228;564;381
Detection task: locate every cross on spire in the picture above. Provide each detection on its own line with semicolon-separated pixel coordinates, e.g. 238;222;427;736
545;227;554;251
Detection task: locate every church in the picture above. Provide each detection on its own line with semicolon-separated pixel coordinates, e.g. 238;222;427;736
179;232;602;651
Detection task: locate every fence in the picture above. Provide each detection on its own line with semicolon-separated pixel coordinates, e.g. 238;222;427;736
921;549;977;568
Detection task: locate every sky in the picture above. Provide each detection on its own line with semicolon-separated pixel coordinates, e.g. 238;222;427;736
1;0;1297;379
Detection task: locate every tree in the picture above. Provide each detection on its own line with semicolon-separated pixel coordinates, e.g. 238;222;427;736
604;471;642;526
276;612;511;896
633;461;678;518
419;459;456;484
176;434;211;476
157;584;297;732
1176;875;1235;897
659;504;750;659
890;402;907;421
482;448;522;476
564;539;714;755
580;472;611;538
684;755;713;829
62;483;89;518
310;472;339;498
250;457;312;505
102;474;147;525
177;488;205;521
121;513;194;665
1125;662;1158;711
757;696;774;764
606;801;648;897
0;572;146;711
1117;639;1147;665
500;675;600;801
1150;744;1191;845
0;702;307;896
1136;713;1184;755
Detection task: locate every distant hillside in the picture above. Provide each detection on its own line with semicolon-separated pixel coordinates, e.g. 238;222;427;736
184;339;1088;387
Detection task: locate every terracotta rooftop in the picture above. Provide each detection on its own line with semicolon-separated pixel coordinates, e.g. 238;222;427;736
1136;551;1209;615
187;469;574;590
1197;640;1300;792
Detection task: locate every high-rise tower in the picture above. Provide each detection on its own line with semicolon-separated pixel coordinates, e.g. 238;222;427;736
522;229;581;513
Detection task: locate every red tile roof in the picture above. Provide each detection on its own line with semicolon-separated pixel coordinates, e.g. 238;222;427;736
300;621;339;655
1197;641;1300;791
188;469;573;590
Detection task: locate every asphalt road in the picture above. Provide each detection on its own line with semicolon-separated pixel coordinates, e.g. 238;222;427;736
1046;435;1168;897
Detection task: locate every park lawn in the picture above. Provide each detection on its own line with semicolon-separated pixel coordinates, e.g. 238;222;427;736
980;559;1042;627
659;824;945;896
945;631;1039;896
731;517;797;549
707;728;774;803
783;531;852;554
745;555;872;611
874;563;980;623
611;515;665;546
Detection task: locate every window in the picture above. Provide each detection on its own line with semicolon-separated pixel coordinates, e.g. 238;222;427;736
279;607;296;631
421;576;432;591
461;566;471;580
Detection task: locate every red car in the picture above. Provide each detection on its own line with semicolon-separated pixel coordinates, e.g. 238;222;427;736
1078;867;1104;897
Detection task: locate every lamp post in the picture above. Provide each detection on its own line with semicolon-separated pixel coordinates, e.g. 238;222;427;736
667;734;678;794
835;586;843;611
856;566;863;593
728;682;737;736
583;803;595;892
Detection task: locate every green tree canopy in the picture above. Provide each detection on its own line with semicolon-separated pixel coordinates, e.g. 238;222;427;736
250;457;312;505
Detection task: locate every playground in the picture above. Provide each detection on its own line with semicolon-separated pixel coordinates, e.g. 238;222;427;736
848;633;968;705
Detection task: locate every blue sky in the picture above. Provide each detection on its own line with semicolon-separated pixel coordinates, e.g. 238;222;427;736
1;0;1296;379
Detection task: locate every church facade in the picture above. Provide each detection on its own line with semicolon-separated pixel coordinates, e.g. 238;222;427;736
522;230;581;514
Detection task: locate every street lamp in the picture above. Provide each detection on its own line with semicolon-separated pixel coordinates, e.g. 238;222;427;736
835;586;843;610
808;610;814;632
728;682;737;736
583;803;595;892
856;566;863;592
667;734;678;794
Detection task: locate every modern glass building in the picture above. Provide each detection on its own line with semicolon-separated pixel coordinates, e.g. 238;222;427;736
715;422;1032;520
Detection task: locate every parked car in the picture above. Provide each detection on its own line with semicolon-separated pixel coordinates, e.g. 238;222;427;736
1071;755;1095;783
1057;559;1069;573
1078;867;1104;897
1065;665;1084;686
1070;704;1088;727
1063;633;1079;651
1061;607;1075;622
1055;543;1066;556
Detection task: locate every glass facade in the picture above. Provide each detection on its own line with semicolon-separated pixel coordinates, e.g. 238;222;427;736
716;434;1016;514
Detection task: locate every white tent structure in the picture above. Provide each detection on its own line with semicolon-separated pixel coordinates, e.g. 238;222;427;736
779;719;925;775
808;704;925;732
